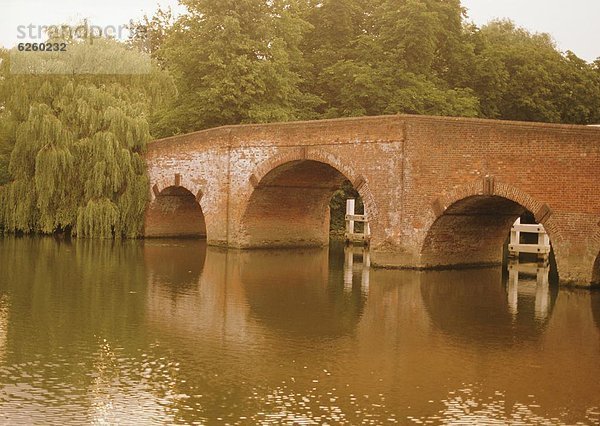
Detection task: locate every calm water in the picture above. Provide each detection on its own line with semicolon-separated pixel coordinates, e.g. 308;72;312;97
0;237;599;425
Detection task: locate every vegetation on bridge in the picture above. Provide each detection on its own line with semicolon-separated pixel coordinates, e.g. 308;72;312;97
1;0;600;237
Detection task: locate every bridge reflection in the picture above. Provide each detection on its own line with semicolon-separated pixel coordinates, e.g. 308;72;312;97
143;239;206;296
343;245;370;294
593;291;600;332
420;264;557;345
142;241;561;346
144;243;368;342
2;238;599;425
239;247;367;338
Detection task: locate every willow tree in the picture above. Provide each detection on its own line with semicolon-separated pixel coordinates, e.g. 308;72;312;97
0;37;176;237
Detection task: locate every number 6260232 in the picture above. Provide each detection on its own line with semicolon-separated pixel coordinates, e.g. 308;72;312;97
17;42;67;52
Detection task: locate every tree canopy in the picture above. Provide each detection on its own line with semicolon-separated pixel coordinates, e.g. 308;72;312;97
0;39;175;237
134;0;600;138
144;0;321;136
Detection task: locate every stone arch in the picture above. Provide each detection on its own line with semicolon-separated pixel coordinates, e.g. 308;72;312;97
149;173;203;204
421;179;559;271
249;148;378;219
238;148;377;248
144;185;207;238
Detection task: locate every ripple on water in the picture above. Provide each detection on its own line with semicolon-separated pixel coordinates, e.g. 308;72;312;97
1;239;599;424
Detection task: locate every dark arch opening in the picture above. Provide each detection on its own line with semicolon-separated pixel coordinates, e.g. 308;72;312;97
241;160;363;248
144;186;207;238
593;253;600;285
421;195;555;271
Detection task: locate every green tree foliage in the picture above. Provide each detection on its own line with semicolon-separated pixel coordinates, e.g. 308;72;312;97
141;1;600;130
0;49;14;186
0;39;176;237
149;0;321;136
471;20;600;123
329;180;363;234
296;0;481;118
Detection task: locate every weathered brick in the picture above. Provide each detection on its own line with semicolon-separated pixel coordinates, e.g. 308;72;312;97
144;114;600;286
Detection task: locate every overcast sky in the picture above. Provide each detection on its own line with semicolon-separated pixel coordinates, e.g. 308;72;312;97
462;0;600;62
1;0;599;62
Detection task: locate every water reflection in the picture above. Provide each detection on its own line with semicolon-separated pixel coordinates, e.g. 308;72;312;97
238;246;366;338
593;290;600;332
420;264;557;346
0;237;164;424
0;237;147;352
144;239;206;297
0;237;599;425
0;295;7;363
144;245;253;363
343;246;370;294
507;260;553;321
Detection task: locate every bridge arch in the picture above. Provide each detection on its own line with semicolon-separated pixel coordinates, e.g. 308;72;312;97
420;180;560;273
144;185;207;238
238;149;377;248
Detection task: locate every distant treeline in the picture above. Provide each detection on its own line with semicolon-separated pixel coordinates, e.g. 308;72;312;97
2;0;600;237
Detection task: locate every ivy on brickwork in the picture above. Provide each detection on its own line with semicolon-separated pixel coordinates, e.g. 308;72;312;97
0;39;176;237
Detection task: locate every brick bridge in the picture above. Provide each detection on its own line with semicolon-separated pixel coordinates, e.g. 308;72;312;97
144;115;600;287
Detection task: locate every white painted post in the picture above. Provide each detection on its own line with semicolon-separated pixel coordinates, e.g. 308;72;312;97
346;199;355;239
509;218;521;258
537;230;550;262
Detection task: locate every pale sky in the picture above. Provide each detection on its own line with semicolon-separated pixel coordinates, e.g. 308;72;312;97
1;0;599;62
462;0;600;62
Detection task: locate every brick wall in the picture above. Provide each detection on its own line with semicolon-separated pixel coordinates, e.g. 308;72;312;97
144;115;600;286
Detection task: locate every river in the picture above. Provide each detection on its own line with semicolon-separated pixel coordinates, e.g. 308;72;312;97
0;237;599;424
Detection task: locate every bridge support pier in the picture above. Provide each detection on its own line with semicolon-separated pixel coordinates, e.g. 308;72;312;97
369;245;599;288
553;250;599;287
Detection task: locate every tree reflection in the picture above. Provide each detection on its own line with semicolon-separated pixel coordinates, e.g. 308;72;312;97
0;236;148;356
